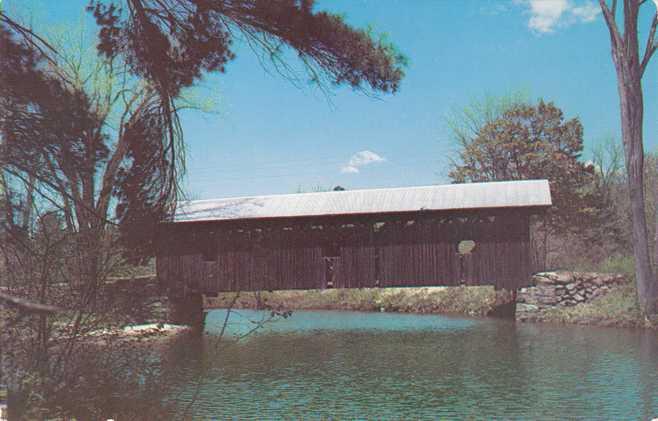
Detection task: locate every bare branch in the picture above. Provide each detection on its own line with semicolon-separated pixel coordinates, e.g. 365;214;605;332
0;290;60;314
599;0;623;52
641;13;658;76
0;12;59;65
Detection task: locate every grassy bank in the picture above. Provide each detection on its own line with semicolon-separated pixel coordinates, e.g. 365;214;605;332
206;278;658;329
563;256;658;328
538;280;658;328
206;286;500;316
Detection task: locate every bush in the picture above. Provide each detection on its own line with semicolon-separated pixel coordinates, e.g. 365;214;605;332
597;255;635;280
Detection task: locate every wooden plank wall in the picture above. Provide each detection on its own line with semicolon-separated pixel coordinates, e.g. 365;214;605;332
157;210;536;293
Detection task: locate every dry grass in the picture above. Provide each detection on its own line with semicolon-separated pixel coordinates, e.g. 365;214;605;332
539;280;657;328
206;285;499;316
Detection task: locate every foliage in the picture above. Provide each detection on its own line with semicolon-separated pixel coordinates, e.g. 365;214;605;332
448;99;616;268
606;150;658;258
446;91;529;153
597;255;637;280
450;100;604;234
0;19;180;420
88;0;406;98
0;0;407;416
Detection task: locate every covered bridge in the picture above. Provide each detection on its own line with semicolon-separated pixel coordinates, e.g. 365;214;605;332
157;180;551;304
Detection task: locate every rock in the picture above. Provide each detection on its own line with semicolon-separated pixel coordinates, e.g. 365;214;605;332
579;272;597;282
540;297;559;305
516;303;539;313
590;288;608;300
533;275;555;285
516;272;628;318
547;271;573;284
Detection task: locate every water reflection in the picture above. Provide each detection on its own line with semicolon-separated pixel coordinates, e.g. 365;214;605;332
164;310;658;419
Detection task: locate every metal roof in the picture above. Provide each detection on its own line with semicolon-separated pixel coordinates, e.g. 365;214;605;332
173;179;552;223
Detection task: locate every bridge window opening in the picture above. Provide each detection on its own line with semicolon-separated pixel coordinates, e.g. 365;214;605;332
457;240;476;255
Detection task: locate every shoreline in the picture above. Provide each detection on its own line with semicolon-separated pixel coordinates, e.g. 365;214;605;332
204;284;658;330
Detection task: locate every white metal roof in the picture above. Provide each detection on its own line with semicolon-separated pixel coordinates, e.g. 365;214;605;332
173;179;552;223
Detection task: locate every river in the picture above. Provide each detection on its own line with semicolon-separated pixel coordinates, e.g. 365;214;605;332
164;309;658;419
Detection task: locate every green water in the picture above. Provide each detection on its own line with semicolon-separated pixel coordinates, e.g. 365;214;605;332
166;310;658;419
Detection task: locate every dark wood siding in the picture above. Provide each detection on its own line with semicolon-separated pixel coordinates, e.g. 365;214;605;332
157;209;539;293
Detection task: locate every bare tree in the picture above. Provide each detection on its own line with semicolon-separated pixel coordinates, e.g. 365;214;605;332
598;0;658;314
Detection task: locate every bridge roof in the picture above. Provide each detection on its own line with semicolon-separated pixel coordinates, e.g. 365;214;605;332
173;179;552;224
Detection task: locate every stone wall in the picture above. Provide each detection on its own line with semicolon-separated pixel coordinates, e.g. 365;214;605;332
516;271;627;321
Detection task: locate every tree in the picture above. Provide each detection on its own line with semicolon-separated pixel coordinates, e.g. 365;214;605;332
449;100;609;266
593;142;658;264
598;0;658;314
0;23;184;417
86;0;406;187
1;0;407;258
1;0;406;415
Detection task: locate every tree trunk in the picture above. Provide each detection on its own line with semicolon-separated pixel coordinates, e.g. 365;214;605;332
617;70;657;314
601;0;658;315
168;292;206;333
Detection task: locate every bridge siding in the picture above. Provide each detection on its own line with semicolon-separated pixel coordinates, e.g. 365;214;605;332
157;209;536;294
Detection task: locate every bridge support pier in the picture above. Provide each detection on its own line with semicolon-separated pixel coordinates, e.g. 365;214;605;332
168;291;206;333
488;288;517;318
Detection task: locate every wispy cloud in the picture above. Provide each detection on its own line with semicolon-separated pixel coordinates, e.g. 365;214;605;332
570;2;600;22
514;0;601;34
480;0;513;16
340;150;386;174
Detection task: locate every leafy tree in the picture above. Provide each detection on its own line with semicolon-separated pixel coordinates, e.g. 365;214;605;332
598;0;658;314
449;100;610;266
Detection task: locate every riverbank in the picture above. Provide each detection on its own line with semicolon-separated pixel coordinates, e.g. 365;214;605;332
522;281;658;329
206;286;503;317
205;275;658;329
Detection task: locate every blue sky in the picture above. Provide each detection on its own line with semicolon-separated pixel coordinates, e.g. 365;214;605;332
10;0;658;199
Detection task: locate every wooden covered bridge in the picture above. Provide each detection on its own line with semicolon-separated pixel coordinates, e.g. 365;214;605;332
156;180;551;326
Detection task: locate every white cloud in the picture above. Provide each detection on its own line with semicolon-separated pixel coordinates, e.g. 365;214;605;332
571;2;600;22
340;150;386;174
515;0;601;33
